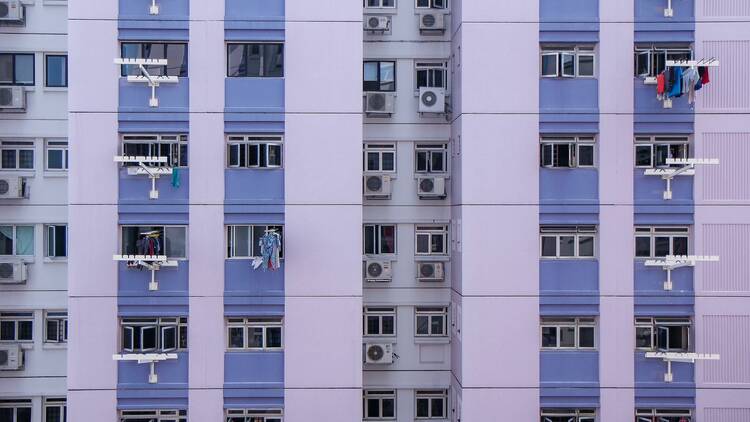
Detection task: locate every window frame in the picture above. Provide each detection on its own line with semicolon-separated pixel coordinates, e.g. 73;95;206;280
364;0;396;8
120;42;189;77
119;410;188;422
0;224;35;257
634;136;690;169
226;225;284;259
0;141;35;170
44;224;67;259
226;134;283;169
415;389;447;419
540;46;596;78
415;306;448;337
364;307;396;337
363;60;397;92
414;143;448;174
540;317;597;350
226;42;285;78
415;0;448;9
121;134;188;168
0;53;35;86
363;389;397;420
539;226;597;259
0;312;34;342
120;225;188;259
44;54;68;88
226;317;284;351
635;408;692;422
0;399;33;422
635;317;691;352
633;45;693;78
415;61;448;91
225;408;283;422
540;408;596;422
45;140;69;171
120;317;188;353
44;311;68;344
415;225;448;256
634;226;690;259
364;143;397;173
540;136;597;169
363;224;397;255
43;397;67;422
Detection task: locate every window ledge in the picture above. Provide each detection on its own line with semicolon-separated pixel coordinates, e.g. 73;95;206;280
413;173;449;179
0;170;36;177
363;254;398;260
42;343;67;350
363;9;396;15
414;255;450;262
364;336;397;341
43;257;67;263
414;337;450;345
42;87;68;93
43;171;68;178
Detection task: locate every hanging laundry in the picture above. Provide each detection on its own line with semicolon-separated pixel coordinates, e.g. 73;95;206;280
255;230;282;271
171;167;180;188
656;72;666;100
682;67;700;104
694;74;703;91
698;66;710;84
668;66;684;98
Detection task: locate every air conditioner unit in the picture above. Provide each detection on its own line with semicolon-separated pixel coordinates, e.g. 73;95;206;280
0;87;25;110
364;260;392;282
0;176;26;199
0;0;24;23
365;343;393;364
418;12;446;33
0;344;24;371
418;87;446;114
364;15;390;32
417;261;444;282
364;174;392;198
417;176;446;199
365;92;395;115
0;261;27;284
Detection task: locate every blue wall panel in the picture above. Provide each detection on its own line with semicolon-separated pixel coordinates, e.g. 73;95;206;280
224;352;284;389
118;352;189;389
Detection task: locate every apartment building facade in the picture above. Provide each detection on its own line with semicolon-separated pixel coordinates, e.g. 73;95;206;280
0;0;69;421
66;0;749;421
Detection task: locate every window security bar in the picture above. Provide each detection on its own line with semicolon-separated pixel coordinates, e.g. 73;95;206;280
112;353;178;383
113;156;172;199
645;352;720;382
113;58;178;107
644;255;719;291
643;158;720;200
112;254;178;291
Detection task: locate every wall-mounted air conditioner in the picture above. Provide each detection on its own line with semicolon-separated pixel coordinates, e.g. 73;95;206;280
418;12;446;33
364;260;392;282
0;0;24;24
365;343;393;364
364;15;390;32
0;176;26;199
417;261;444;282
364;174;392;199
418;87;446;114
0;87;26;110
0;344;24;371
365;92;395;116
0;261;27;284
417;176;446;199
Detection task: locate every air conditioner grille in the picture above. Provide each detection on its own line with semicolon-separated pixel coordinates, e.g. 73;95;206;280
367;345;384;361
368;17;380;28
367;262;383;277
422;14;436;27
421;90;437;106
368;93;386;110
0;180;8;195
420;263;435;277
0;263;13;279
420;178;435;192
0;89;12;106
366;176;383;192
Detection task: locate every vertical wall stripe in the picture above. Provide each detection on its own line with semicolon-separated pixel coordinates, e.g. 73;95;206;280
699;224;750;292
701;0;750;17
704;408;750;421
701;41;750;110
701;315;750;383
701;133;750;202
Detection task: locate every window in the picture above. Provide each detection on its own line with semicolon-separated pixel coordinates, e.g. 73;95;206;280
121;317;187;353
364;224;396;255
121;226;187;259
0;53;35;86
541;408;596;422
363;390;396;420
415;225;448;255
226;225;283;258
415;307;447;337
415;62;448;90
635;317;690;352
226;317;283;350
541;46;595;78
121;134;188;168
415;144;447;174
227;43;284;77
541;318;596;350
364;61;396;92
43;398;66;422
120;43;188;77
0;225;35;256
635;408;692;422
415;390;447;419
120;410;187;422
364;144;396;173
0;312;33;342
226;409;283;422
45;141;68;171
634;136;690;169
1;141;34;170
364;0;395;8
227;135;283;169
0;399;32;422
364;307;396;337
540;226;596;259
45;55;68;88
416;0;447;9
44;311;68;344
540;136;596;168
45;225;67;259
634;45;692;78
634;226;689;258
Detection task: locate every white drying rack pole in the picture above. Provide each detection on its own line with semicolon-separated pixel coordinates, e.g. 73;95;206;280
112;353;178;383
643;158;720;200
113;156;172;200
113;58;178;107
661;58;720;108
645;352;720;382
113;254;178;291
644;255;719;291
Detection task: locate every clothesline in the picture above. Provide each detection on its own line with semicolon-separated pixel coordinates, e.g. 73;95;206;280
665;58;720;68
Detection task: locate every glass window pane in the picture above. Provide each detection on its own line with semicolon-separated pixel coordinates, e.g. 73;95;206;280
248;327;263;348
233;226;250;257
17;320;32;340
48;149;64;169
46;406;62;422
380;62;395;91
141;326;157;350
262;44;284;77
431;234;444;253
541;236;557;257
559;236;575;257
635;327;652;348
15;54;34;85
578;145;594;166
162;326;177;350
227;44;246;77
381;316;394;335
578;54;594;76
165;44;187;77
635;236;651;257
18;150;33;169
228;327;244;348
579;326;595;348
541;54;557;77
46;55;68;87
366;399;380;418
0;320;15;340
654;237;670;257
541;326;557;347
143;43;166;76
672;236;688;256
54;226;67;257
655;145;669;167
245;44;262;77
1;150;16;169
364;62;378;82
431;151;444;172
416;234;429;254
165;227;186;258
416;398;429;418
559;326;576;347
16;408;31;422
416;315;429;335
268;144;282;166
578;236;594;257
561;53;575;76
381;399;395;418
635;145;652;167
0;54;12;84
15;226;34;256
380;226;395;254
366;152;380;171
0;226;12;255
430;316;444;335
416;69;428;89
555;144;571;167
364;226;375;254
266;327;282;348
416;151;428;172
366;316;380;335
431;398;444;417
46;319;59;342
381;152;395;171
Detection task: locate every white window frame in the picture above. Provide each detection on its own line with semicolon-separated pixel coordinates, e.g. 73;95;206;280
635;317;691;352
634;136;690;169
414;143;448;174
44;224;67;259
0;399;32;422
44;311;68;344
364;0;396;8
0;225;35;257
415;307;448;337
364;307;396;337
226;134;283;169
120;225;188;259
43;397;66;422
540;317;596;350
364;224;397;255
363;390;397;420
226;225;284;259
226;317;283;351
415;389;447;419
120;317;187;353
634;45;693;78
540;136;596;168
540;46;596;78
415;225;448;256
415;0;448;9
635;408;692;422
121;134;188;168
540;226;597;259
364;144;397;173
415;61;448;91
634;226;690;259
541;408;596;422
44;140;68;172
0;141;35;170
120;410;187;422
0;312;34;342
225;409;283;422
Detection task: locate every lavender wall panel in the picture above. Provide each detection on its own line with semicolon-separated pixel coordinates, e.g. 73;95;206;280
700;315;750;384
699;133;750;203
700;0;750;16
698;224;750;292
699;41;750;110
